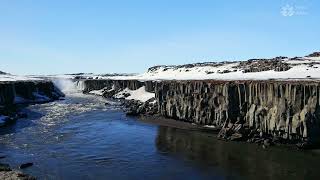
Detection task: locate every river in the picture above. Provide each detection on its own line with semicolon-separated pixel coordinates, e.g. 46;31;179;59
0;92;320;180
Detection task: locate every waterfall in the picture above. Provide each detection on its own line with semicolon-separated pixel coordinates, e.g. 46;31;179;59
52;78;84;94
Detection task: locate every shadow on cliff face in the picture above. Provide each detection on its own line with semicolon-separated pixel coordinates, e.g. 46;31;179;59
155;126;320;180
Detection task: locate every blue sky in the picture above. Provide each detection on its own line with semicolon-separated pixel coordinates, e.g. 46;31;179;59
0;0;319;75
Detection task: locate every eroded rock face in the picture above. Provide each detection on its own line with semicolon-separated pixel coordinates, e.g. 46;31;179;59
0;83;15;105
124;98;158;116
0;80;64;128
0;80;65;114
155;80;320;144
82;79;155;94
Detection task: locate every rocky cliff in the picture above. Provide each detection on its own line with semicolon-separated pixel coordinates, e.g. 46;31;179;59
79;78;320;146
155;80;320;145
0;80;64;114
0;80;65;127
81;79;155;94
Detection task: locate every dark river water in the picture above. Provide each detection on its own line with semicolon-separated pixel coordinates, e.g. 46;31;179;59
1;93;320;180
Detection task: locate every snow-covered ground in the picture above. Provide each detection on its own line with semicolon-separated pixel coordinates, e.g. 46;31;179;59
2;53;320;82
136;63;320;80
89;86;155;102
88;89;105;96
56;56;320;81
0;74;42;82
131;57;320;81
114;86;155;102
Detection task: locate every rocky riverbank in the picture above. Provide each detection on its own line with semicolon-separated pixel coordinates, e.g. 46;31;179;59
0;162;35;180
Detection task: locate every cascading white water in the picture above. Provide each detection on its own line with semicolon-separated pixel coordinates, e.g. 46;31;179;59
75;81;85;92
52;78;84;94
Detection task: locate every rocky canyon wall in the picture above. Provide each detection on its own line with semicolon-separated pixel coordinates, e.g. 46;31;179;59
0;80;64;107
155;80;320;144
81;79;155;93
80;79;320;144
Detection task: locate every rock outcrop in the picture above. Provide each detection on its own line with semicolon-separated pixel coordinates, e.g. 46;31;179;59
306;52;320;57
0;80;64;106
155;80;320;145
124;98;158;116
235;57;291;73
0;163;35;180
81;79;155;94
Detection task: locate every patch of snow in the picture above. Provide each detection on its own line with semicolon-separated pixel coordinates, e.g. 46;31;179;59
114;86;155;102
306;57;320;61
113;88;129;99
89;85;116;96
89;89;105;96
148;99;157;104
0;75;42;82
203;125;217;128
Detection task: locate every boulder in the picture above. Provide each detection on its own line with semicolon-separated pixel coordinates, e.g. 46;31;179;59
0;163;11;172
19;163;33;169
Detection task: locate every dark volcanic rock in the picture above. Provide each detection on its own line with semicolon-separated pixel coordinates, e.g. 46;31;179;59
0;163;11;171
236;58;291;73
0;81;65;106
124;98;158;116
124;100;144;116
306;52;320;57
19;163;33;169
81;79;155;94
156;80;320;145
0;80;64;128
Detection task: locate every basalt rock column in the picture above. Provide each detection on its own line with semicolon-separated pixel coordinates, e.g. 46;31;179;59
155;80;320;144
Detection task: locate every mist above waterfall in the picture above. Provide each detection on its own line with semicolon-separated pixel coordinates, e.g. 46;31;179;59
52;78;84;94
